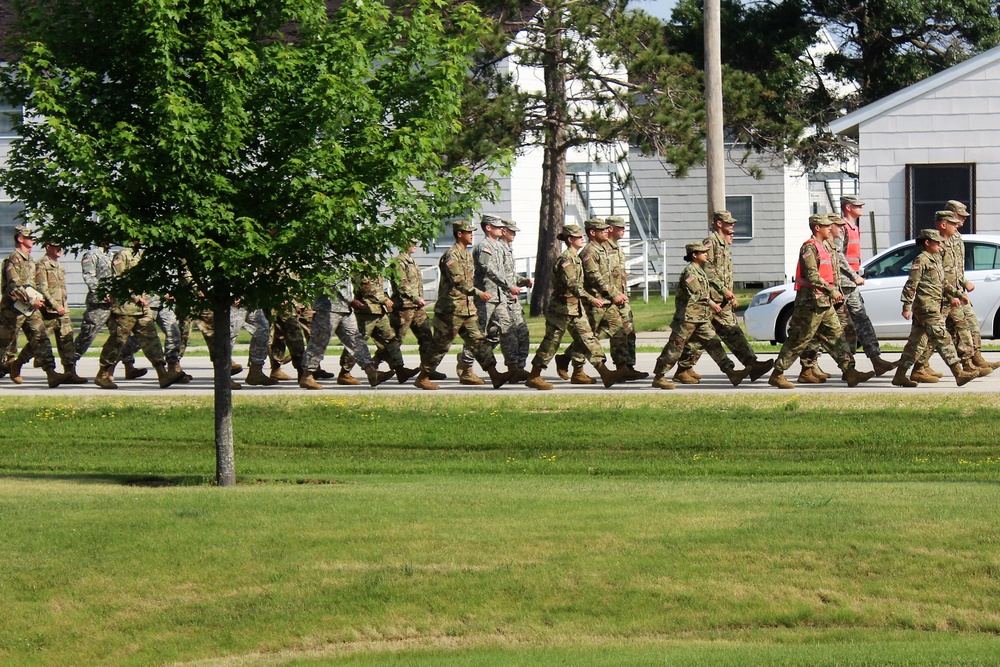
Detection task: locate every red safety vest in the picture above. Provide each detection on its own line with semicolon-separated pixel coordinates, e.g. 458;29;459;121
842;218;862;271
794;239;834;292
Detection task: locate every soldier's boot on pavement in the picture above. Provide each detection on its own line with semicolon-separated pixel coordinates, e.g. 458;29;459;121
246;363;280;386
651;374;675;390
314;366;336;380
812;364;832;380
123;360;148;380
298;371;323;390
973;351;1000;370
768;370;795;389
842;367;876;387
428;369;447;381
62;364;88;384
154;363;186;389
595;362;624;388
625;366;649;380
554;353;571;381
231;380;242;390
363;364;395;387
892;365;918;388
748;358;775;382
524;365;554;391
485;365;510;389
337;370;361;385
910;365;939;383
414;369;440;391
456;361;486;385
44;367;67;388
270;364;292;381
797;367;826;384
8;358;24;384
94;365;118;389
672;368;700;384
950;362;979;387
230;362;244;376
969;355;994;376
507;366;532;383
724;366;751;387
686;368;702;381
870;355;898;376
395;366;420;384
570;365;596;385
169;361;193;383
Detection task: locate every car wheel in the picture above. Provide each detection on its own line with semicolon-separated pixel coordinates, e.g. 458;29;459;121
992;308;1000;339
775;306;793;344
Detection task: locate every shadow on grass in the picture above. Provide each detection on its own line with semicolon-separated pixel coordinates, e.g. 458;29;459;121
0;473;352;487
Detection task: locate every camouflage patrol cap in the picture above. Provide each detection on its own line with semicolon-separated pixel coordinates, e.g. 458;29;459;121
481;214;504;229
13;224;34;240
918;229;944;243
935;210;960;225
946;200;970;217
809;213;834;227
713;210;736;224
606;216;626;228
557;224;585;241
451;219;475;233
841;195;865;207
584;218;610;230
827;213;845;225
501;218;519;232
683;241;710;261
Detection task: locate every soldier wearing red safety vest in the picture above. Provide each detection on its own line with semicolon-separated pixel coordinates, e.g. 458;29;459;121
768;214;875;390
837;195;897;376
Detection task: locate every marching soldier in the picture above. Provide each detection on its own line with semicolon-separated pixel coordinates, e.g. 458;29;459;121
456;215;510;384
499;218;533;380
34;243;87;383
605;216;645;380
388;241;444;381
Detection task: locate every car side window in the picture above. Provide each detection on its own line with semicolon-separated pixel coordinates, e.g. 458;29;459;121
864;244;922;278
967;243;999;271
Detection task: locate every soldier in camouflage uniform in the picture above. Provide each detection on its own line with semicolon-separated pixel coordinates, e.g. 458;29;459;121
650;242;750;390
32;243;87;383
456;215;510;384
387;241;444;381
414;220;510;390
230;306;279;386
674;210;773;385
768;215;875;389
0;226;66;387
605;216;645;380
499;218;533;379
340;270;418;384
267;301;309;381
556;218;625;384
524;224;622;390
94;244;185;389
891;228;978;387
74;244;145;379
299;276;394;390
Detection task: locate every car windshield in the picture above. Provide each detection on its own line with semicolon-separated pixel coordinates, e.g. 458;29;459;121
864;244;921;278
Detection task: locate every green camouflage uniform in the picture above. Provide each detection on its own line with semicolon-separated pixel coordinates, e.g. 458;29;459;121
459;236;515;366
0;248;57;372
531;246;606;368
566;239;622;366
915;233;974;365
953;231;983;349
898;249;962;369
653;261;735;376
773;239;856;374
607;237;636;367
98;247;168;368
799;238;856;369
342;274;405;370
388;249;433;360
34;255;78;368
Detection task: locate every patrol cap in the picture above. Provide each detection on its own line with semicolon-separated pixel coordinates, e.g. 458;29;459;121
935;210;960;225
501;218;519;232
557;224;585;241
946;200;969;217
841;195;865;207
481;214;504;229
713;210;736;224
606;216;626;228
451;219;475;233
809;213;834;227
918;229;944;243
584;217;610;230
827;213;845;225
683;241;710;261
14;224;33;240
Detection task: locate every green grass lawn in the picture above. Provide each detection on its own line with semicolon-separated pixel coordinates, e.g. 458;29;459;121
3;394;1000;665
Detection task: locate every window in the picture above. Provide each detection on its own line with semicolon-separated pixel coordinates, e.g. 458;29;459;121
0;102;21;137
863;242;921;279
630;197;659;239
725;195;752;239
906;164;975;238
0;201;24;252
967;242;1000;271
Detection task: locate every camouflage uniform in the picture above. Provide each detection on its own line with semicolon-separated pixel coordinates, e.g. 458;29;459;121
653;258;736;377
422;240;499;373
0;247;58;373
302;278;373;374
341;274;406;371
34;254;77;369
606;231;636;368
565;235;624;366
799;237;856;372
388;249;433;360
838;218;883;358
499;233;532;370
98;247;169;368
269;301;308;372
914;224;975;368
230;306;271;367
897;246;963;370
74;246;139;364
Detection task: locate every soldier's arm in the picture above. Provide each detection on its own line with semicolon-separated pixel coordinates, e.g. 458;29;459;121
442;250;480;299
80;253;100;291
479;244;512;293
800;245;836;298
33;262;57;308
900;258;922;308
579;248;614;300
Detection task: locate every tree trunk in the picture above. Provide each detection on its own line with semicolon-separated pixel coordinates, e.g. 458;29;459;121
530;14;568;317
213;302;236;487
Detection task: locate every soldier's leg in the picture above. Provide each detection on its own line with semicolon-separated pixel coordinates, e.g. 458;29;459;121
653;322;696;377
567;311;609;371
302;297;335;373
530;314;568;369
409;308;436;361
772;306;825;374
74;304;111;358
53;314;78;369
457;315;500;372
688;322;736;372
334;312;375;369
155;307;183;366
457;306;490;368
945;306;975;361
369;315;405;370
0;308;21;370
132;313;168;367
244;309;271;368
714;307;757;366
99;313;138;369
421;312;459;371
813;307;856;372
602;307;630;369
613;302;638;369
509;302;532;370
844;288;882;357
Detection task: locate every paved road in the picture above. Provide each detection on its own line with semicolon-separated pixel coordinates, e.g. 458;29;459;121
5;348;1000;395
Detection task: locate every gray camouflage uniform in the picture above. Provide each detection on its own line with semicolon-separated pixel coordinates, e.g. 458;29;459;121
302;278;373;374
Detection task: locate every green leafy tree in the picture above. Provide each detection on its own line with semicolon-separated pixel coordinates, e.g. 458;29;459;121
2;0;504;485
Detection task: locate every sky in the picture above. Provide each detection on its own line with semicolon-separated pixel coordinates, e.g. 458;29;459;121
634;0;679;21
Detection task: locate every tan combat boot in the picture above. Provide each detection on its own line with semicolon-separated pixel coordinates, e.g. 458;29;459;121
298;371;323;390
621;366;649;381
950;363;979;387
554;353;571;380
768;370;795;389
8;358;24;384
812;364;831;380
45;367;67;388
169;361;192;383
869;355;897;376
246;363;279;386
969;356;994;376
456;361;485;385
651;374;675;390
94;365;118;389
485;365;510;389
686;368;702;381
395;366;419;384
230;362;243;376
797;367;826;384
973;351;1000;370
123;360;147;379
414;369;440;390
892;366;917;388
672;368;700;385
843;367;876;387
62;364;88;384
570;365;595;385
154;363;186;388
594;362;623;388
270;364;292;381
337;370;360;385
363;364;394;387
724;366;751;387
524;365;553;391
507;366;532;383
748;358;775;382
910;363;940;383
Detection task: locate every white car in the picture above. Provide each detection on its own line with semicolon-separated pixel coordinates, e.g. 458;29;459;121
744;234;1000;343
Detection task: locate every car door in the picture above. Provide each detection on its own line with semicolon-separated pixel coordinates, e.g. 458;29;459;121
964;241;1000;336
859;242;922;338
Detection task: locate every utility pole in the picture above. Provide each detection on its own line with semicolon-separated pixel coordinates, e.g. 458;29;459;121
704;0;725;217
